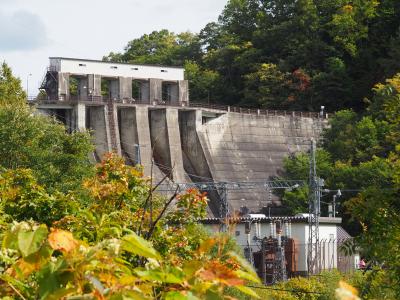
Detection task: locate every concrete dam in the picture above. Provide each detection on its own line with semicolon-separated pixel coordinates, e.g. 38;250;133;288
36;57;326;217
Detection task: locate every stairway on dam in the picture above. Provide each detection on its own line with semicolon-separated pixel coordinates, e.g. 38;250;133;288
36;102;325;217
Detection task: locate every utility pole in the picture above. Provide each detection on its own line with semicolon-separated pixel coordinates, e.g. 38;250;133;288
219;183;228;232
307;139;323;275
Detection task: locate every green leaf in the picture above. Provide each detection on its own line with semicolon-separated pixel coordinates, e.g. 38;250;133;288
234;270;261;283
135;268;184;284
45;288;75;300
2;229;19;251
38;259;69;299
110;291;151;300
121;233;161;260
228;251;259;279
164;291;187;300
233;285;260;299
18;225;48;257
183;261;203;277
164;291;200;300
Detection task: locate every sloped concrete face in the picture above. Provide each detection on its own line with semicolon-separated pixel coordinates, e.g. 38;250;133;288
124;106;166;180
35;101;325;217
197;112;324;213
149;109;172;178
119;107;139;164
86;105;111;160
179;110;221;216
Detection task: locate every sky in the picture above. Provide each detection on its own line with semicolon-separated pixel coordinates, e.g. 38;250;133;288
0;0;228;96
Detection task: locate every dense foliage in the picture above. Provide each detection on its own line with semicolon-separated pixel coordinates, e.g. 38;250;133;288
281;73;400;297
0;62;26;106
0;105;94;193
0;154;262;299
104;0;400;112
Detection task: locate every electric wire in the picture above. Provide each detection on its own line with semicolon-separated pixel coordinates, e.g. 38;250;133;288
93;140;398;193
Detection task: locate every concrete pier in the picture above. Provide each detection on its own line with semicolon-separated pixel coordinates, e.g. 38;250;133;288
35;101;325;216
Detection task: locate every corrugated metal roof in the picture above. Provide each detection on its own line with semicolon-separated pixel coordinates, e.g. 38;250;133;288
200;216;342;224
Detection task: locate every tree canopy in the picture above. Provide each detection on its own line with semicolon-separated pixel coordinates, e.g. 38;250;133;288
0;65;94;193
0;62;26;106
281;73;400;296
104;0;400;112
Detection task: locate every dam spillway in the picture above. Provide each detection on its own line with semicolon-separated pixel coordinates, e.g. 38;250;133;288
36;101;325;216
35;57;326;217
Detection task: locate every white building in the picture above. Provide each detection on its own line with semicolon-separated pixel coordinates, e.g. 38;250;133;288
201;215;358;280
40;57;189;106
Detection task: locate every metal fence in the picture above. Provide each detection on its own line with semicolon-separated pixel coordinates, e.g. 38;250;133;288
241;238;358;284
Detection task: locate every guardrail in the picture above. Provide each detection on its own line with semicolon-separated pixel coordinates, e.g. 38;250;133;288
28;96;327;119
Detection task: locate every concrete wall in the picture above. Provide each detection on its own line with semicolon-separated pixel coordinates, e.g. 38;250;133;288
58;73;69;99
149;109;172;178
119;77;132;100
165;109;189;182
179;110;221;215
73;103;86;131
123;106;166;180
35;102;325;216
150;79;162;102
179;80;189;104
88;74;101;97
197;113;324;213
86;105;111;159
119;107;139;164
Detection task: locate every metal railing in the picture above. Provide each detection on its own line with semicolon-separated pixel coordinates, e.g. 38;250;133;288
29;95;326;119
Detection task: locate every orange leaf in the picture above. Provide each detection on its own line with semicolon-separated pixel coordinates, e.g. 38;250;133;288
48;229;78;253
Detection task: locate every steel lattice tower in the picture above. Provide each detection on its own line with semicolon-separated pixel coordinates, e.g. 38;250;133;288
307;139;322;275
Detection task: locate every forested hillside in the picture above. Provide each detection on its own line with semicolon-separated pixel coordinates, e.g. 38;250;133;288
104;0;400;112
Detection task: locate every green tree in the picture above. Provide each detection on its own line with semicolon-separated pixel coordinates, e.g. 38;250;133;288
0;169;78;226
0;62;26;106
184;61;220;102
0;105;94;192
101;0;400;111
283;73;400;295
104;30;201;66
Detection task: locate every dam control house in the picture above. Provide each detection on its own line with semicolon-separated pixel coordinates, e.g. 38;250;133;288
41;57;189;105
